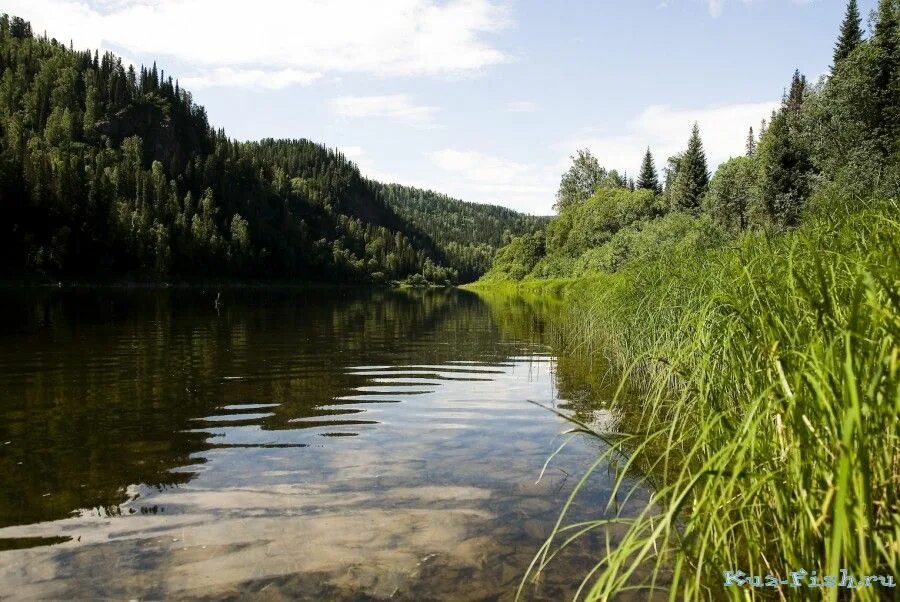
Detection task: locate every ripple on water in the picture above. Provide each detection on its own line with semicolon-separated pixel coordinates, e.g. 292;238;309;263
0;289;654;600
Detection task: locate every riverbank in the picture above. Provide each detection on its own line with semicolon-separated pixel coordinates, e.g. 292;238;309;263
0;276;456;291
468;197;900;600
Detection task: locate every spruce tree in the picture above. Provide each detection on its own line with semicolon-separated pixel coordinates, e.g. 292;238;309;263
785;70;807;115
833;0;864;67
746;127;757;156
757;110;811;227
872;0;898;90
670;123;709;212
873;0;898;55
637;148;661;193
757;71;814;228
872;0;899;147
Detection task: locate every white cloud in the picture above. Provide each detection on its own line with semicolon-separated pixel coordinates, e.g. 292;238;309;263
5;0;510;88
427;100;780;214
563;100;779;177
429;149;530;183
330;95;439;128
338;146;366;160
428;149;557;214
339;145;434;190
182;68;322;91
505;100;538;113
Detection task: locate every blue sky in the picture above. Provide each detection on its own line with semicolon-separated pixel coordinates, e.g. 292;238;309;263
8;0;877;214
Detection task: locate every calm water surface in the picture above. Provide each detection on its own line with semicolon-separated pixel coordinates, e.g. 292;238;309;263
0;288;648;600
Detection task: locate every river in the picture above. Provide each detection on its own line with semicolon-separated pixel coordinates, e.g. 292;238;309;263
0;287;651;600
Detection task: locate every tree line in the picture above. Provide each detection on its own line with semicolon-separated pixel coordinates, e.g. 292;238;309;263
378;183;547;282
486;0;899;281
0;14;539;285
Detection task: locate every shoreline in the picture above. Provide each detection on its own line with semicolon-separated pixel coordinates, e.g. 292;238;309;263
0;277;459;291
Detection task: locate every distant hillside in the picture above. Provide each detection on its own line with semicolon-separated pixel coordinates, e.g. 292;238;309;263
377;183;548;282
0;14;536;284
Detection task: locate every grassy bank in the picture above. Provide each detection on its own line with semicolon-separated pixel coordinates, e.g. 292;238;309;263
473;197;900;600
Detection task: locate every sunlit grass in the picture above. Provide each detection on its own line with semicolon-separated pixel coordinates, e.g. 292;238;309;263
516;196;900;600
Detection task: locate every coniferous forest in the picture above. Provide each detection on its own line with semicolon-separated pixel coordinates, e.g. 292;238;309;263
0;14;541;285
379;183;548;282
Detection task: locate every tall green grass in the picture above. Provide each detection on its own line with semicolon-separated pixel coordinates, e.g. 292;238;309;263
519;197;900;600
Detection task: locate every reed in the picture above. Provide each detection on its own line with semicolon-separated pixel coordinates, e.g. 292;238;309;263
521;196;900;600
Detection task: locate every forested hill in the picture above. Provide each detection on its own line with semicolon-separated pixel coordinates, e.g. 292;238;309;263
376;183;548;282
0;15;536;285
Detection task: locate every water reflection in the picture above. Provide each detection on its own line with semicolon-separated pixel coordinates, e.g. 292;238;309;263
0;287;649;600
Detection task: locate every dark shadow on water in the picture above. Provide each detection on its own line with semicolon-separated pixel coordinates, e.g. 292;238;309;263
0;287;526;530
0;285;657;599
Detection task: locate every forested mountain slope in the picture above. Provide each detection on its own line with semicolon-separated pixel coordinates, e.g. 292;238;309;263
377;183;548;282
0;14;534;284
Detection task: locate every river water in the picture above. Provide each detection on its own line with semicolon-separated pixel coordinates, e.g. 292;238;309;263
0;287;650;600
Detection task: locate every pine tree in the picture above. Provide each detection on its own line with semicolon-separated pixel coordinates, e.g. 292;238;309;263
746;127;757;156
670;123;709;212
834;0;864;67
637;148;661;193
